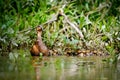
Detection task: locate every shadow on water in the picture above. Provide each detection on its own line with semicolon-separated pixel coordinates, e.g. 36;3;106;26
0;53;120;80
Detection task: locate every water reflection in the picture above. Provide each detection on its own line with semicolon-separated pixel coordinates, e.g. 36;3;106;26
32;57;52;80
32;57;42;80
34;66;41;80
31;56;119;80
0;56;35;80
0;56;119;80
117;60;120;80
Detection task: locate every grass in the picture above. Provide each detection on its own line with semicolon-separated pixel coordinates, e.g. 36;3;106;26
0;0;120;60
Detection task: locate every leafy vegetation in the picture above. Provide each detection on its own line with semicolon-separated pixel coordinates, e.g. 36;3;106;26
0;0;120;59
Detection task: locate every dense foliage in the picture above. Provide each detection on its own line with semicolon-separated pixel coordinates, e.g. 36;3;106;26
0;0;120;57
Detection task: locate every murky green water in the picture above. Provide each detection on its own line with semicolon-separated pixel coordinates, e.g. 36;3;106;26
0;54;120;80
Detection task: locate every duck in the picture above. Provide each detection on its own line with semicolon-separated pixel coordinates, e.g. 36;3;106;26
30;25;49;56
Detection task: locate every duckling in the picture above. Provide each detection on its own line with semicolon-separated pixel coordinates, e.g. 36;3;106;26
30;25;49;56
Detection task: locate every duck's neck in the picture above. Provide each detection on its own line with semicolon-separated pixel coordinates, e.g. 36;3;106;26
37;32;42;41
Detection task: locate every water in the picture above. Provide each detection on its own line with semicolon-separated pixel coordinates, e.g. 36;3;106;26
0;54;120;80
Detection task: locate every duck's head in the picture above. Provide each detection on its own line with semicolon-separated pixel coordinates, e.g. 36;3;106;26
36;25;43;33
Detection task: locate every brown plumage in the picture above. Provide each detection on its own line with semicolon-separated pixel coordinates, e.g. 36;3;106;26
30;26;49;56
